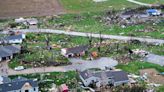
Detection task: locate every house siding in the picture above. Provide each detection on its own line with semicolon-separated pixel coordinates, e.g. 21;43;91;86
114;80;129;86
8;87;39;92
8;39;23;44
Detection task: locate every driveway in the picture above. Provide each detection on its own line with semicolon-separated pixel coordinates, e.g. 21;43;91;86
0;57;118;76
144;54;164;66
69;57;118;71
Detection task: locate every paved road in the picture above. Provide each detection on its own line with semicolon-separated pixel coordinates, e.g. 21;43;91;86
0;57;118;76
144;54;164;66
1;29;163;44
127;0;152;6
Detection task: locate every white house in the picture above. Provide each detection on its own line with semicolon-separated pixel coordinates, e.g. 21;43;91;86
0;77;39;92
79;70;129;87
2;34;26;44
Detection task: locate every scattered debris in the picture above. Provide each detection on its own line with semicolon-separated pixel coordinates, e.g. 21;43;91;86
140;69;164;84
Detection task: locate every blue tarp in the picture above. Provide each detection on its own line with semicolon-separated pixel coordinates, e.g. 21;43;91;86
146;9;158;13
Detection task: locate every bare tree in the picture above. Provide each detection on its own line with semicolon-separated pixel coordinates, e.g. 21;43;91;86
98;31;103;52
45;35;51;50
86;32;93;48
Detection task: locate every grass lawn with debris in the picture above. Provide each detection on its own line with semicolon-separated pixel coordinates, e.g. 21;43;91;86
116;61;164;74
9;33;164;69
9;33;95;69
40;12;164;39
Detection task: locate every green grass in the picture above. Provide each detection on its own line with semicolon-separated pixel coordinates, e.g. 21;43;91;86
156;85;164;92
60;0;139;13
116;61;164;74
136;0;164;4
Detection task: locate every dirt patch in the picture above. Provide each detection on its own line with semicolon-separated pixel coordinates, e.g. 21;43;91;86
0;0;65;19
140;69;164;84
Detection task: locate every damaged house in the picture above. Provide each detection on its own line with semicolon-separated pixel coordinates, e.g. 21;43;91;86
61;45;88;58
79;70;129;87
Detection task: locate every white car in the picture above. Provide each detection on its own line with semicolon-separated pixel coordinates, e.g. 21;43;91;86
14;66;24;71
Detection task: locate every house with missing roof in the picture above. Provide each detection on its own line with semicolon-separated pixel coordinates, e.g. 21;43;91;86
15;18;38;25
1;34;26;44
79;70;129;87
0;45;21;61
61;45;88;58
59;84;69;92
0;76;39;92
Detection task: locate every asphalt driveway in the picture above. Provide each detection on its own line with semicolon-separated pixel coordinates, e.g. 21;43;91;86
68;57;118;71
144;54;164;66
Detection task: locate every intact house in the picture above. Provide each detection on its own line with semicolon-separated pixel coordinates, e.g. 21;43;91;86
1;34;26;44
79;70;129;87
0;76;39;92
61;45;88;58
0;45;21;61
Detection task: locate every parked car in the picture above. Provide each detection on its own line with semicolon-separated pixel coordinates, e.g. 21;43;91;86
14;66;24;71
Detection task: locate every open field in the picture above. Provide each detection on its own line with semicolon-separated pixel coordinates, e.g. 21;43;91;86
0;0;163;18
136;0;164;4
60;0;139;13
0;0;64;19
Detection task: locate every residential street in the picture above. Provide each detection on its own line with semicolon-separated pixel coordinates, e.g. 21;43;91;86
0;57;118;76
1;29;164;44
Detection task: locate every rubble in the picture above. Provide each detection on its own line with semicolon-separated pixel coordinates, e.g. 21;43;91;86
132;49;149;57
